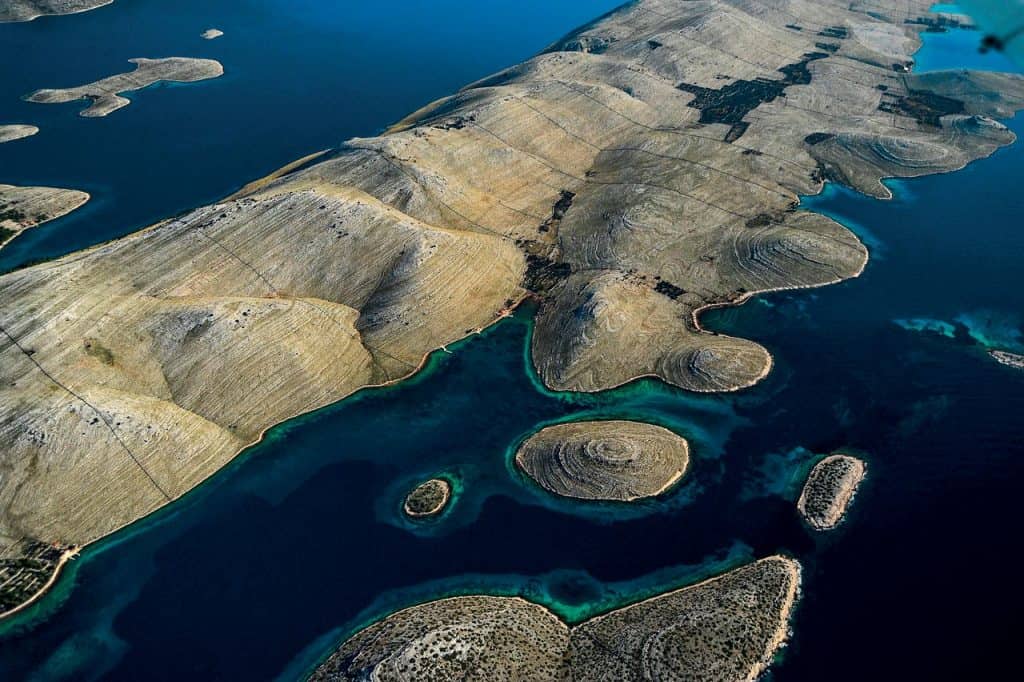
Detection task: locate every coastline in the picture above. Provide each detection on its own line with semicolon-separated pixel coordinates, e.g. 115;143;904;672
0;547;78;622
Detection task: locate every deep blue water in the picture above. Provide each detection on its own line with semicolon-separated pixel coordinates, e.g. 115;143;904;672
2;5;1024;682
0;0;622;271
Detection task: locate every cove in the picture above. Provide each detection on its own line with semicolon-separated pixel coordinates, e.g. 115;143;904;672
1;6;1024;682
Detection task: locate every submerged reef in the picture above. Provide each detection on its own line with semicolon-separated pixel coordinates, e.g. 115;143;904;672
0;0;110;22
402;478;452;518
25;57;224;117
309;556;801;681
515;420;689;501
0;183;90;249
797;454;866;531
0;124;39;144
3;0;1024;615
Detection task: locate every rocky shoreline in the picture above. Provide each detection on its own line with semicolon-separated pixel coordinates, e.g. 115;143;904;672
797;454;867;531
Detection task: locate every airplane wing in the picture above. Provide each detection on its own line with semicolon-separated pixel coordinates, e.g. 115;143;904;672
958;0;1024;64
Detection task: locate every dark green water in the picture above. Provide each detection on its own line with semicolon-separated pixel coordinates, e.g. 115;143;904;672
2;4;1024;681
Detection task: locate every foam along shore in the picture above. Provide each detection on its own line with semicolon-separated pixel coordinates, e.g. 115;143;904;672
0;183;90;249
0;125;39;144
515;420;689;501
201;28;224;40
3;0;1024;618
989;349;1024;371
402;478;452;518
25;57;224;117
309;556;801;681
797;454;867;531
0;0;111;23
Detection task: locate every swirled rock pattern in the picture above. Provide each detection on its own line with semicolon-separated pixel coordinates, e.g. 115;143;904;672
797;454;866;530
515;420;689;501
310;556;801;682
25;58;223;117
402;478;452;517
3;0;1024;614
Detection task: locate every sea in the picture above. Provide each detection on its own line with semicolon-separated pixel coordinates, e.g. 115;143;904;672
0;1;1021;680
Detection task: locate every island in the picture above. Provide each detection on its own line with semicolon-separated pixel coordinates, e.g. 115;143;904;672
0;183;90;248
797;454;867;531
514;420;689;501
201;29;224;40
0;124;39;144
25;57;224;117
402;477;452;518
989;349;1024;371
2;0;1023;617
309;555;801;681
0;0;111;22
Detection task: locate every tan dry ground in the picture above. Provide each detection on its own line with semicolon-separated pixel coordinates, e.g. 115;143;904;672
2;0;1024;614
0;0;110;23
0;183;89;248
310;556;801;681
25;57;224;117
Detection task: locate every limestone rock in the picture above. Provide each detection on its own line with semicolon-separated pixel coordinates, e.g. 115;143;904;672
515;420;689;501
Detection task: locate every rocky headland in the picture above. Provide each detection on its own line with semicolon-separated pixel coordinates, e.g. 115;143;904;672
402;478;452;518
515;420;689;501
25;57;224;117
0;124;39;144
2;0;1024;616
797;454;866;530
309;555;801;681
0;183;89;248
0;0;110;22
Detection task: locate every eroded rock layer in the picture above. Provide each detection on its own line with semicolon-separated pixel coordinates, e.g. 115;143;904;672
3;0;1024;614
797;454;866;530
310;556;801;682
515;420;689;501
25;57;224;117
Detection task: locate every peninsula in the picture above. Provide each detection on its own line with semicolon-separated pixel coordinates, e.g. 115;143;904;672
402;478;452;518
25;57;224;117
0;183;89;248
310;556;801;681
0;124;39;144
0;0;110;22
515;420;689;501
797;454;867;531
2;0;1023;616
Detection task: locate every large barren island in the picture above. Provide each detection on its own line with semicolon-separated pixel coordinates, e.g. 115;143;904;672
2;0;1024;614
310;556;801;681
25;58;224;117
515;420;689;501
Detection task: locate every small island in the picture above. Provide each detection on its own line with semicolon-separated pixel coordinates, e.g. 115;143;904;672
201;28;224;40
25;57;224;117
309;556;801;681
0;124;39;144
797;454;867;531
515;420;689;501
402;477;452;518
1;183;90;248
990;349;1024;371
0;0;111;23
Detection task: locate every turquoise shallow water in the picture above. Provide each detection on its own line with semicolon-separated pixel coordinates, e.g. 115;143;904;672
2;5;1024;681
